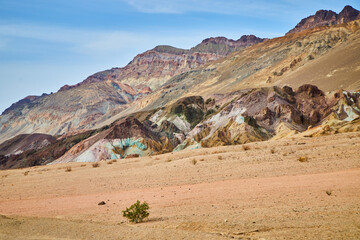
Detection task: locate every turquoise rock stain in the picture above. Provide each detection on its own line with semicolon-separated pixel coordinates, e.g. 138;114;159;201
111;82;122;91
236;115;245;124
106;138;147;159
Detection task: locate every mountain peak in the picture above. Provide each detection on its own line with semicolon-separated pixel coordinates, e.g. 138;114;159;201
152;45;188;55
286;5;360;35
338;5;360;23
341;5;357;13
191;35;265;55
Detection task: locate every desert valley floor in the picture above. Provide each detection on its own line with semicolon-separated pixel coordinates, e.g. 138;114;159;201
0;132;360;239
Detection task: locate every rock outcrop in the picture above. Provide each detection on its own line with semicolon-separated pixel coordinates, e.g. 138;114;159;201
287;5;360;35
2;95;47;115
190;35;266;56
1;84;359;169
0;133;56;156
0;130;98;169
79;35;265;90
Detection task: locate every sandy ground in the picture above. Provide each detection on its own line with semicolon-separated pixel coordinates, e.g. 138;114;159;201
0;132;360;239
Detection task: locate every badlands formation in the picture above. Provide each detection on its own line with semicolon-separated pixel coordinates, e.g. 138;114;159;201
1;5;360;240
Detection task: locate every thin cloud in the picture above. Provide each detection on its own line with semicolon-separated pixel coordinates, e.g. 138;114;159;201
0;23;276;59
0;24;148;57
122;0;292;16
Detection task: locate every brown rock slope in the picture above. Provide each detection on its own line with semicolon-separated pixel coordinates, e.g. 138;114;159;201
0;129;105;169
0;133;55;156
287;5;360;35
190;35;265;56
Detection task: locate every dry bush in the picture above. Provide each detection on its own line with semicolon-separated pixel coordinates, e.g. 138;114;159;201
298;156;308;162
23;171;29;176
242;145;250;151
212;150;225;154
326;190;332;196
80;164;86;167
65;167;72;172
218;155;223;160
270;148;275;154
92;162;100;168
199;158;205;162
106;159;117;164
165;159;172;162
191;159;197;165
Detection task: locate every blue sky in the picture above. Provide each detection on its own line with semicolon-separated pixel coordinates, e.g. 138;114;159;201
0;0;359;113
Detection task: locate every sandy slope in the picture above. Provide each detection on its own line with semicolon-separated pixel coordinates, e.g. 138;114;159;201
1;132;360;239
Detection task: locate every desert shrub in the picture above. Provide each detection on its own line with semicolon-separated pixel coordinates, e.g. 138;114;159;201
191;159;197;165
65;167;72;172
242;145;250;151
23;171;29;176
298;156;308;162
92;162;100;168
326;190;332;196
270;148;275;154
122;200;150;223
217;155;223;160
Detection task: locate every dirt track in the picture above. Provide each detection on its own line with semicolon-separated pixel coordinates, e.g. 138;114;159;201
1;132;360;239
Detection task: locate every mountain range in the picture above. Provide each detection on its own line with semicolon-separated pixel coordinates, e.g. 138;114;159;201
1;5;360;169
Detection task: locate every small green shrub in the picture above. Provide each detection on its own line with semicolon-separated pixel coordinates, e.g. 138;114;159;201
122;200;150;223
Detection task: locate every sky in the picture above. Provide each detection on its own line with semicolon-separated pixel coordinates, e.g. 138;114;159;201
0;0;359;114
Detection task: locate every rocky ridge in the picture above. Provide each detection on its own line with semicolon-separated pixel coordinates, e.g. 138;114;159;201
0;35;265;143
287;5;360;35
190;35;266;56
2;84;359;169
61;35;265;91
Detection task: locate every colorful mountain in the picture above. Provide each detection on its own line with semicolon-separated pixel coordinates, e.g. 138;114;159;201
1;6;360;169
